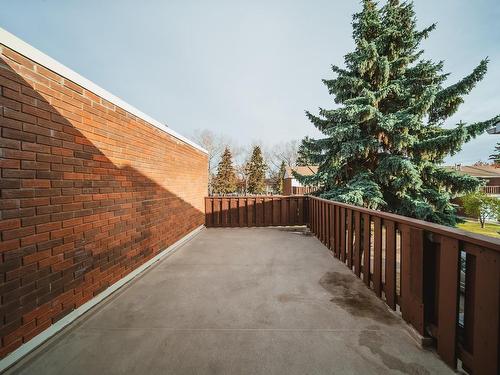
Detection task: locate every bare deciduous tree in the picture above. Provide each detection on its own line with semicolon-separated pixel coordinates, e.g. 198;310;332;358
192;129;230;194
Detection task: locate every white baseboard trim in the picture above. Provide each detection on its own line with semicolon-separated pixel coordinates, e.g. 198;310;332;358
0;225;205;373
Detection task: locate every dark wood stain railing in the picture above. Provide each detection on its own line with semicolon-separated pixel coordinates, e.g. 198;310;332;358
204;195;500;374
205;196;308;227
308;196;500;375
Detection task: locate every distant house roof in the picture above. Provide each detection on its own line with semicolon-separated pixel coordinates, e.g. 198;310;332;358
487;123;500;134
284;165;318;179
444;165;500;178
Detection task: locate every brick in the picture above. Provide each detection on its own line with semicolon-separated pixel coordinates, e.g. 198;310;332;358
3;47;35;69
21;197;50;207
3;169;36;179
0;136;21;149
0;178;20;188
22;142;51;153
0;239;19;253
2;226;35;240
0;218;21;231
2;128;37;144
2;208;36;219
23;249;51;264
50;227;73;239
21;160;50;170
2;148;35;160
21;232;50;246
0;46;207;360
0;159;20;168
21;179;51;188
3;107;37;124
36;65;62;83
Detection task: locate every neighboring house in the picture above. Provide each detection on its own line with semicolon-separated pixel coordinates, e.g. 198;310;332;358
283;166;319;195
445;164;500;195
486;122;500;134
235;178;276;195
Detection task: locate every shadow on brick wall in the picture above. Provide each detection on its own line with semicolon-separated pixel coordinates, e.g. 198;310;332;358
0;55;205;357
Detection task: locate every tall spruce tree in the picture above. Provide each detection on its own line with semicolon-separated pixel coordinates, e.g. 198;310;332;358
212;147;237;195
489;143;500;165
247;146;267;194
296;0;500;226
296;137;315;166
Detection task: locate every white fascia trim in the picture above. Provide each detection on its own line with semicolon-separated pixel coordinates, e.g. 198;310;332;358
0;27;207;155
0;225;205;373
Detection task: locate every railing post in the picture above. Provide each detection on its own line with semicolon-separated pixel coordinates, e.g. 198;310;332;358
354;211;361;277
471;248;500;374
436;236;459;369
239;198;246;227
340;207;346;262
329;203;335;250
385;220;396;310
205;197;213;227
230;198;238;226
347;209;353;269
373;216;382;297
400;225;425;335
362;213;371;286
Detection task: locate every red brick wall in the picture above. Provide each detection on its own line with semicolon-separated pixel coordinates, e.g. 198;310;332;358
0;45;208;358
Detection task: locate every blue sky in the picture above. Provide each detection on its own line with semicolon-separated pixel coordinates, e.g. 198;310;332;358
1;0;499;164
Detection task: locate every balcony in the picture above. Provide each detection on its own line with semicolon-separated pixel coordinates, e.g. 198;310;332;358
482;185;500;195
5;226;452;374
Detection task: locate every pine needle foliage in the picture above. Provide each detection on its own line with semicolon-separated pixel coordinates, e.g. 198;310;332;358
247;146;267;194
489;143;500;165
212;147;237;195
296;0;500;226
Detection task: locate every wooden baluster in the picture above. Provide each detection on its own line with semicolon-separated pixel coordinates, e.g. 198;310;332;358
347;209;353;268
354;211;361;277
340;207;346;263
327;203;333;250
272;198;280;226
247;197;255;227
373;216;382;296
400;225;425;335
213;197;221;227
239;198;246;227
362;213;371;286
385;220;397;310
471;246;500;374
205;198;213;227
230;198;238;227
436;236;459;369
298;197;304;225
221;198;229;226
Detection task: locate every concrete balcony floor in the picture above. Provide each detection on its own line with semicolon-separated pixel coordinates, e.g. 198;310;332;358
7;227;451;374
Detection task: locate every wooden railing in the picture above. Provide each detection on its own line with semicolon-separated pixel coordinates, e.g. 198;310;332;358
308;196;500;374
291;186;318;195
482;185;500;195
203;195;500;372
205;196;308;227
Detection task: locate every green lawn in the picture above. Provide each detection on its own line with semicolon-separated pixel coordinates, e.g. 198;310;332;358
457;220;500;239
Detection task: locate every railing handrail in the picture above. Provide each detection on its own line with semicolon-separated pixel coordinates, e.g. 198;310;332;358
307;196;500;373
309;196;500;251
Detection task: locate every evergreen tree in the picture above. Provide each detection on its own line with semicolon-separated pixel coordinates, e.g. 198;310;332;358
247;146;267;194
489;143;500;165
212;147;237;195
296;137;315;166
274;161;287;194
296;0;500;226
